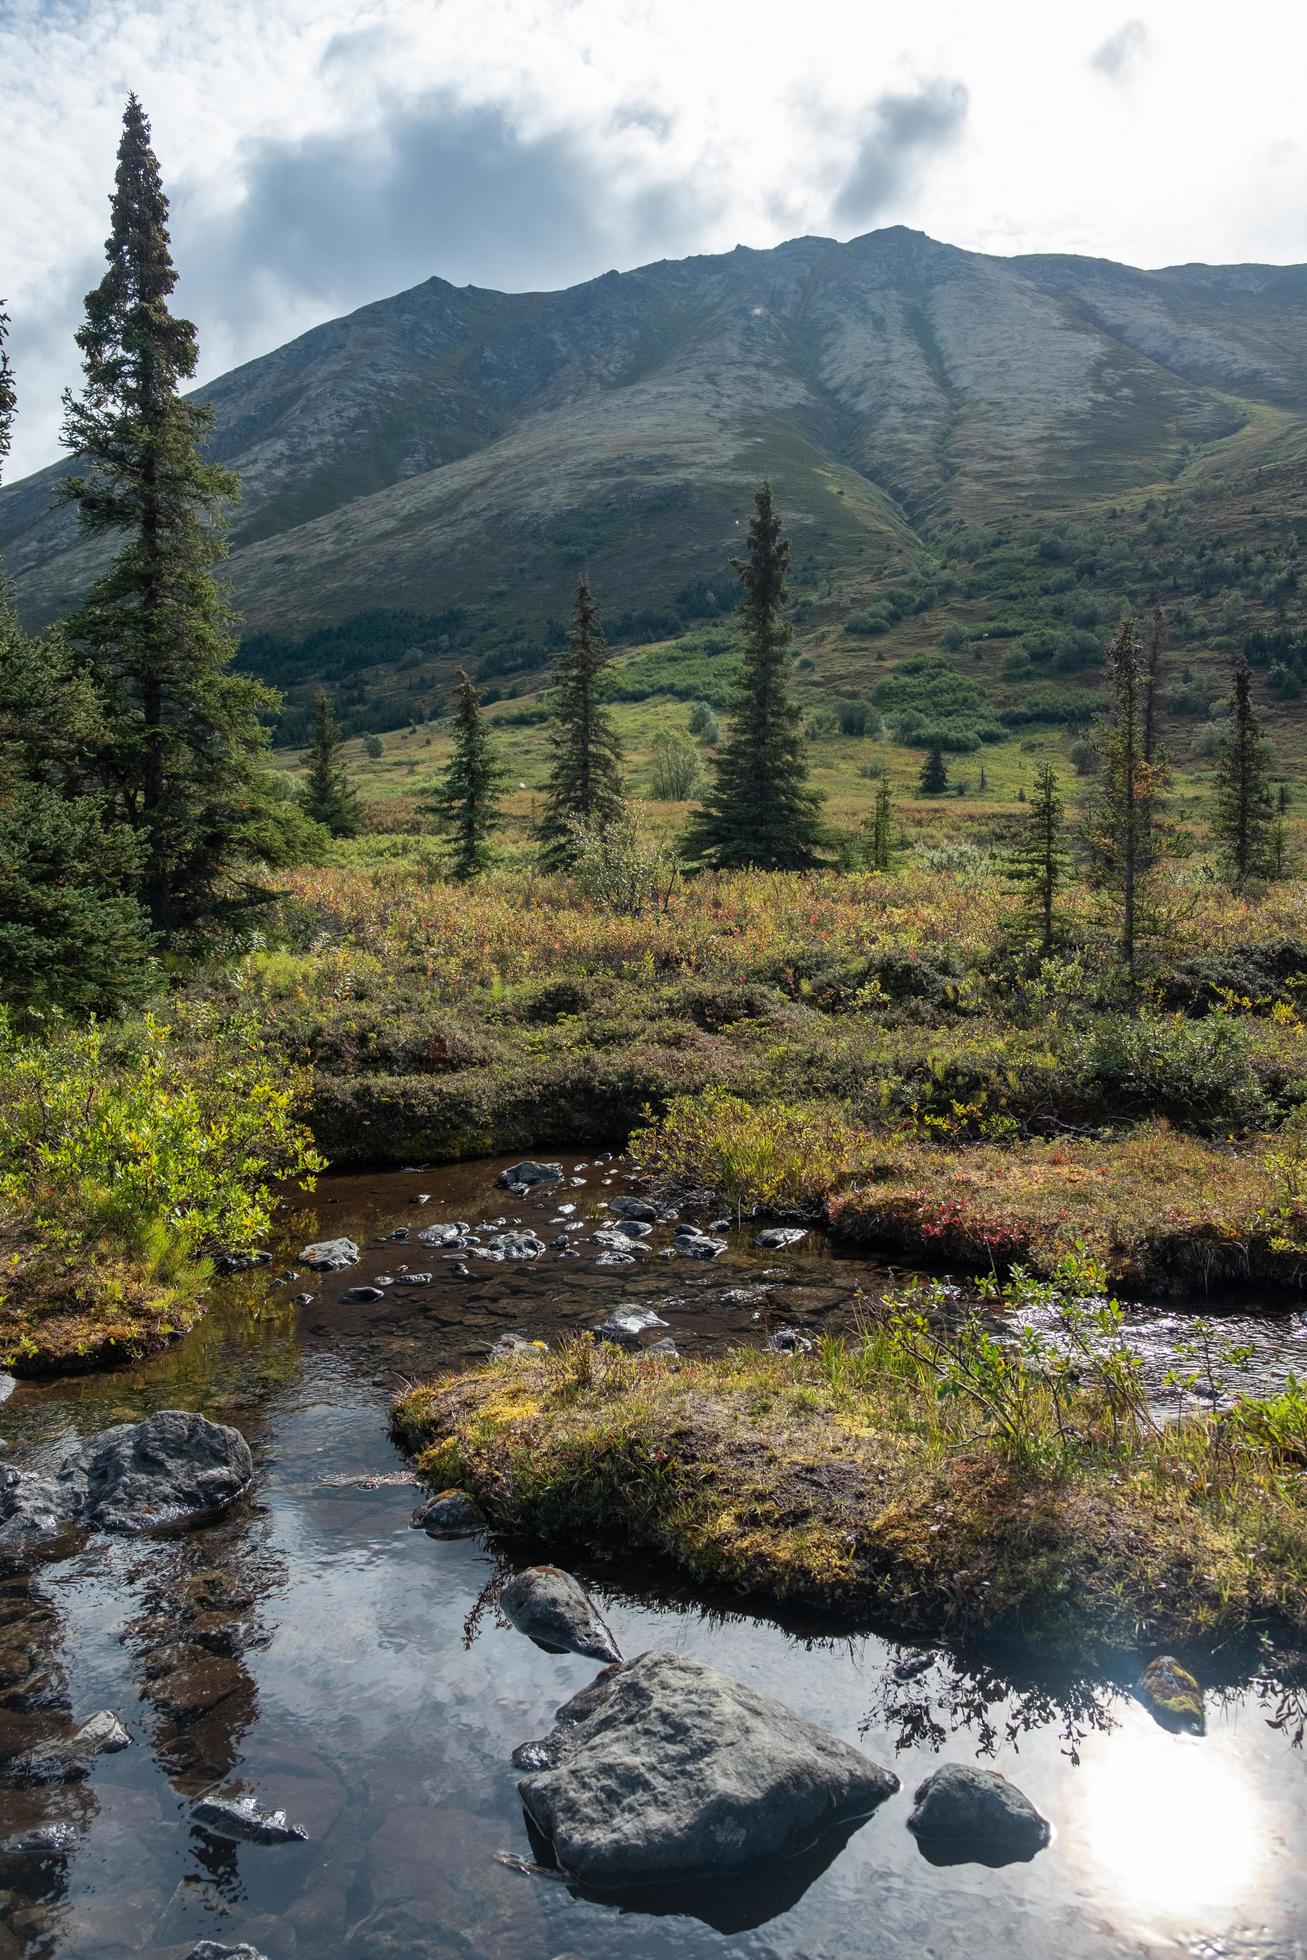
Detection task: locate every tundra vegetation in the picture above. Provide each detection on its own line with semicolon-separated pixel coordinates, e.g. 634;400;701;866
0;97;1303;1651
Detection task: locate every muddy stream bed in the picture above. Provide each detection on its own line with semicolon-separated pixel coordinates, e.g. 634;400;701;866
1;1153;1305;1958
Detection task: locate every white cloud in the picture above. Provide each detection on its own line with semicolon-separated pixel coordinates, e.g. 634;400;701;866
2;0;1306;481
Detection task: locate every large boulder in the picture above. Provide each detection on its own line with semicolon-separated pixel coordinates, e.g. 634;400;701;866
500;1566;622;1663
515;1650;897;1887
0;1411;252;1554
907;1764;1050;1865
498;1162;563;1190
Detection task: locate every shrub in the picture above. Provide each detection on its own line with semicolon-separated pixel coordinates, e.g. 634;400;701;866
648;733;702;800
688;701;720;743
845;609;892;636
1071;1013;1265;1129
837;699;882;737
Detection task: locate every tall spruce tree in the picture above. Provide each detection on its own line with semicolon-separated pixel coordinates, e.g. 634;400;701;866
918;745;949;796
301;691;362;837
423;671;505;880
683;483;824;869
1212;656;1276;885
0;308;152;1016
1009;761;1067;954
59;95;284;940
864;776;896;872
538;575;626;869
1082;619;1169;980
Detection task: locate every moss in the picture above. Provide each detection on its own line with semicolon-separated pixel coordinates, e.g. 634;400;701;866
392;1342;1306;1663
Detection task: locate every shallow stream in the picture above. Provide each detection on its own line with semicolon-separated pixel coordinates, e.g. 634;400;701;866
1;1154;1304;1958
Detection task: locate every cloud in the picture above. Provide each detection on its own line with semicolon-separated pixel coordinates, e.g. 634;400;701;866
1091;20;1151;82
832;80;969;229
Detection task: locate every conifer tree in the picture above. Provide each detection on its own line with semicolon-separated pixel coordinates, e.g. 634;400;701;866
918;745;949;796
1212;657;1276;885
301;691;362;837
0;305;14;479
538;575;626;869
683;483;824;869
423;671;505;880
1082;619;1169;980
1009;761;1067;954
864;777;896;872
59;95;284;939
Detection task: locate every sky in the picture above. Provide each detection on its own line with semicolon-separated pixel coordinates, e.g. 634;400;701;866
3;0;1306;482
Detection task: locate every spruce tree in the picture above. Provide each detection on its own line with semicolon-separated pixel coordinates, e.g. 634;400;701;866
423;671;505;880
59;95;284;940
0;305;14;479
538;575;626;870
1212;657;1276;885
1009;761;1067;954
683;483;824;869
301;691;362;837
1082;619;1169;980
918;745;949;796
864;776;896;872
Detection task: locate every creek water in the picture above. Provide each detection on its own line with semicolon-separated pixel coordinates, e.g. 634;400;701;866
1;1153;1305;1960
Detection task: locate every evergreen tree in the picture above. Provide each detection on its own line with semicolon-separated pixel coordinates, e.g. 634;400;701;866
864;777;896;872
301;691;362;837
59;95;285;940
0;304;14;479
422;671;505;880
918;745;949;796
538;575;626;869
683;483;824;869
1009;761;1067;954
1212;657;1276;885
1082;619;1169;980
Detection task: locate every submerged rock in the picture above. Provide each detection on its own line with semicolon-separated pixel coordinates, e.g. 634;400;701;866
298;1238;360;1271
184;1943;271;1960
608;1196;659;1222
191;1793;309;1844
755;1227;808;1251
498;1161;563;1190
411;1489;487;1539
12;1709;131;1784
481;1231;546;1261
611;1218;654;1239
664;1233;727;1260
593;1308;669;1345
0;1821;80;1858
907;1764;1050;1864
1141;1654;1205;1732
416;1222;463;1247
516;1650;897;1887
340;1286;386;1305
500;1566;622;1663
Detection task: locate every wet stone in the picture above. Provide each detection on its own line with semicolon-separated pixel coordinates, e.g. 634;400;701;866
500;1566;623;1663
608;1197;659;1222
298;1238;360;1271
907;1764;1051;1865
191;1793;309;1844
498;1161;563;1190
593;1307;669;1345
1141;1654;1205;1732
765;1328;813;1355
184;1944;271;1960
664;1232;727;1260
417;1222;463;1247
411;1489;487;1539
12;1709;131;1783
341;1286;387;1304
756;1227;808;1251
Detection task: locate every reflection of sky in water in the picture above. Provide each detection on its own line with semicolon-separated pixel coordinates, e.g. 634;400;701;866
4;1157;1306;1959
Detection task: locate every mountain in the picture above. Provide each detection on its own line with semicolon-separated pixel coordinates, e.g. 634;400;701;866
3;225;1307;738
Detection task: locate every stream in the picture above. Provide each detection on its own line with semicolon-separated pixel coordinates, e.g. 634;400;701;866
0;1152;1304;1959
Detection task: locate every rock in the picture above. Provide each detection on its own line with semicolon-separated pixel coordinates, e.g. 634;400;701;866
1141;1655;1205;1732
516;1650;897;1887
595;1250;637;1267
12;1709;131;1783
646;1338;680;1359
411;1489;487;1538
490;1333;547;1360
0;1822;79;1858
907;1764;1050;1864
340;1286;386;1304
184;1944;271;1960
417;1222;463;1247
0;1469;75;1553
593;1308;669;1345
500;1566;622;1663
482;1231;546;1261
411;1193;431;1205
191;1793;309;1844
609;1197;659;1222
498;1161;563;1189
665;1233;726;1260
395;1271;433;1285
612;1218;653;1239
79;1411;253;1533
765;1328;813;1355
298;1238;360;1271
755;1227;808;1251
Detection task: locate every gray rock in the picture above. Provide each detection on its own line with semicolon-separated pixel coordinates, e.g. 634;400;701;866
1;1821;80;1857
755;1227;808;1251
184;1943;271;1960
298;1237;360;1271
907;1764;1050;1863
482;1231;546;1261
411;1193;431;1205
595;1250;637;1267
1140;1654;1205;1732
417;1222;464;1247
191;1793;309;1844
341;1286;386;1304
516;1650;897;1887
0;1468;75;1552
593;1308;669;1344
765;1328;813;1355
491;1332;547;1360
609;1197;659;1222
12;1709;131;1783
79;1411;253;1533
646;1338;680;1359
411;1489;487;1538
395;1271;433;1285
498;1161;563;1189
612;1218;653;1239
665;1233;727;1260
500;1566;622;1663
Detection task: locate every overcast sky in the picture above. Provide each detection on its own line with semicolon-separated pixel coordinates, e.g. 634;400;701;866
3;0;1306;481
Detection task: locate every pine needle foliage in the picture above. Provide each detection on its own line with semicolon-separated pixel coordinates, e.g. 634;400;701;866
423;670;505;880
1008;761;1068;954
918;745;949;796
1081;619;1170;980
683;483;824;870
58;95;284;941
302;691;362;838
538;575;626;870
1212;657;1277;887
864;777;896;872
